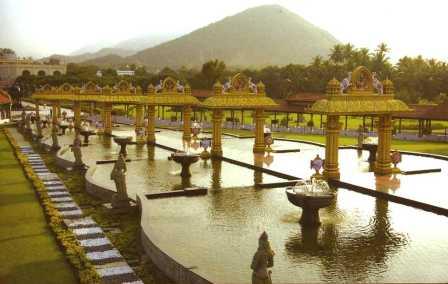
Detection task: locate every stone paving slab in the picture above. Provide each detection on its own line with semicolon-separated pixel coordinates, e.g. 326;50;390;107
73;227;103;236
86;249;122;261
43;180;64;185
79;237;111;248
96;265;133;277
59;209;83;217
46;186;67;192
50;196;74;203
64;217;96;228
47;191;70;197
54;202;78;209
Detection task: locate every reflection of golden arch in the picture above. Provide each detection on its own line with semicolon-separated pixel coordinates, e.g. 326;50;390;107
230;73;249;92
350;66;373;92
162;77;177;92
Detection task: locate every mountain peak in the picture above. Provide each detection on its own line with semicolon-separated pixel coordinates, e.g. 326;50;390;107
85;5;339;69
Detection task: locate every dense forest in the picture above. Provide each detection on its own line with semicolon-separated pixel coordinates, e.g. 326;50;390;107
8;43;448;105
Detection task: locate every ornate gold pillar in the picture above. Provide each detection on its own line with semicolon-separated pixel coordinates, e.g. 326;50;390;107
135;104;144;144
103;103;112;135
253;109;266;153
73;101;81;133
211;109;223;157
146;105;156;144
323;115;340;180
35;101;40;120
52;102;58;125
182;106;192;141
56;102;61;119
90;102;95;116
375;114;393;175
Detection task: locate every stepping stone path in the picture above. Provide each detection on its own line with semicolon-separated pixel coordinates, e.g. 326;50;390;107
18;145;143;284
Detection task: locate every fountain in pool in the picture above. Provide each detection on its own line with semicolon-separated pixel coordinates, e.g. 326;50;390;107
113;136;134;156
286;179;335;226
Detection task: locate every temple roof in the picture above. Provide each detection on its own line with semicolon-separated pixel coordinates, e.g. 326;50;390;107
309;67;411;115
32;78;201;106
202;73;277;109
0;89;11;105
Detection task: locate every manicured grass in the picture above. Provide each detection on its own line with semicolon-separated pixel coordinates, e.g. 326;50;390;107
0;129;77;284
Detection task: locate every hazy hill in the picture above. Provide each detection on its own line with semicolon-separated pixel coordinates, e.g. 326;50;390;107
47;34;178;64
47;48;134;64
85;5;337;69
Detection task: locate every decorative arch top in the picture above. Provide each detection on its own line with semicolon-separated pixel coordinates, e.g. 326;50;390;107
348;66;373;93
115;80;131;92
59;83;74;93
221;73;260;94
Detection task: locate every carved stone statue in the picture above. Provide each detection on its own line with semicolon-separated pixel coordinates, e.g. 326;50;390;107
36;119;43;138
51;125;60;150
154;80;163;93
176;80;184;93
25;113;32;134
248;77;258;94
110;154;130;209
372;72;383;95
223;77;232;93
251;231;275;284
340;72;352;93
71;135;84;168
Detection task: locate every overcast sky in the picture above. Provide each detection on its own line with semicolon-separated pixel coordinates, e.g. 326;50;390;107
1;0;447;62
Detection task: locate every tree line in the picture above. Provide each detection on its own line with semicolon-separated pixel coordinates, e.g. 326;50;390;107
8;43;448;105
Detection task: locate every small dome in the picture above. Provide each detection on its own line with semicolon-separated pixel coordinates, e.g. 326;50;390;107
382;78;394;94
326;78;340;95
256;81;265;93
213;81;222;94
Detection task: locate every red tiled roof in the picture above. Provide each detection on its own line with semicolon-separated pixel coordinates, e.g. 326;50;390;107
0;89;11;104
395;103;448;120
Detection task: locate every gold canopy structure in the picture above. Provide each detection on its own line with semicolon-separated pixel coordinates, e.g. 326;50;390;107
202;73;277;156
32;77;202;144
142;77;201;143
308;66;411;178
33;81;147;139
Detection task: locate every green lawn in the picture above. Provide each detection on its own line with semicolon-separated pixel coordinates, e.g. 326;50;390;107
216;128;448;156
0;129;77;284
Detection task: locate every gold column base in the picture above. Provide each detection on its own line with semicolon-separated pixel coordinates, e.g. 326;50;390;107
374;163;393;175
253;145;266;153
323;169;340;180
211;149;223;157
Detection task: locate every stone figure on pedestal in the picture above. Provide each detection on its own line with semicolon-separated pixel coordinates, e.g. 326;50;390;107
251;231;275;284
110;154;130;209
71;135;84;168
51;125;60;150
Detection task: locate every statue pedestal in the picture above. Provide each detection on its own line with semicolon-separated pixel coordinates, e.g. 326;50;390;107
111;194;131;212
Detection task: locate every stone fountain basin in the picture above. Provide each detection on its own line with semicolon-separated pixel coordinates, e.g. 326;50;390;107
80;130;96;136
285;187;334;209
113;136;133;144
171;152;200;164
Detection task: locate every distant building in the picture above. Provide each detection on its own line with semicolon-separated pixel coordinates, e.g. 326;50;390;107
96;70;103;77
0;49;66;87
117;70;135;76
